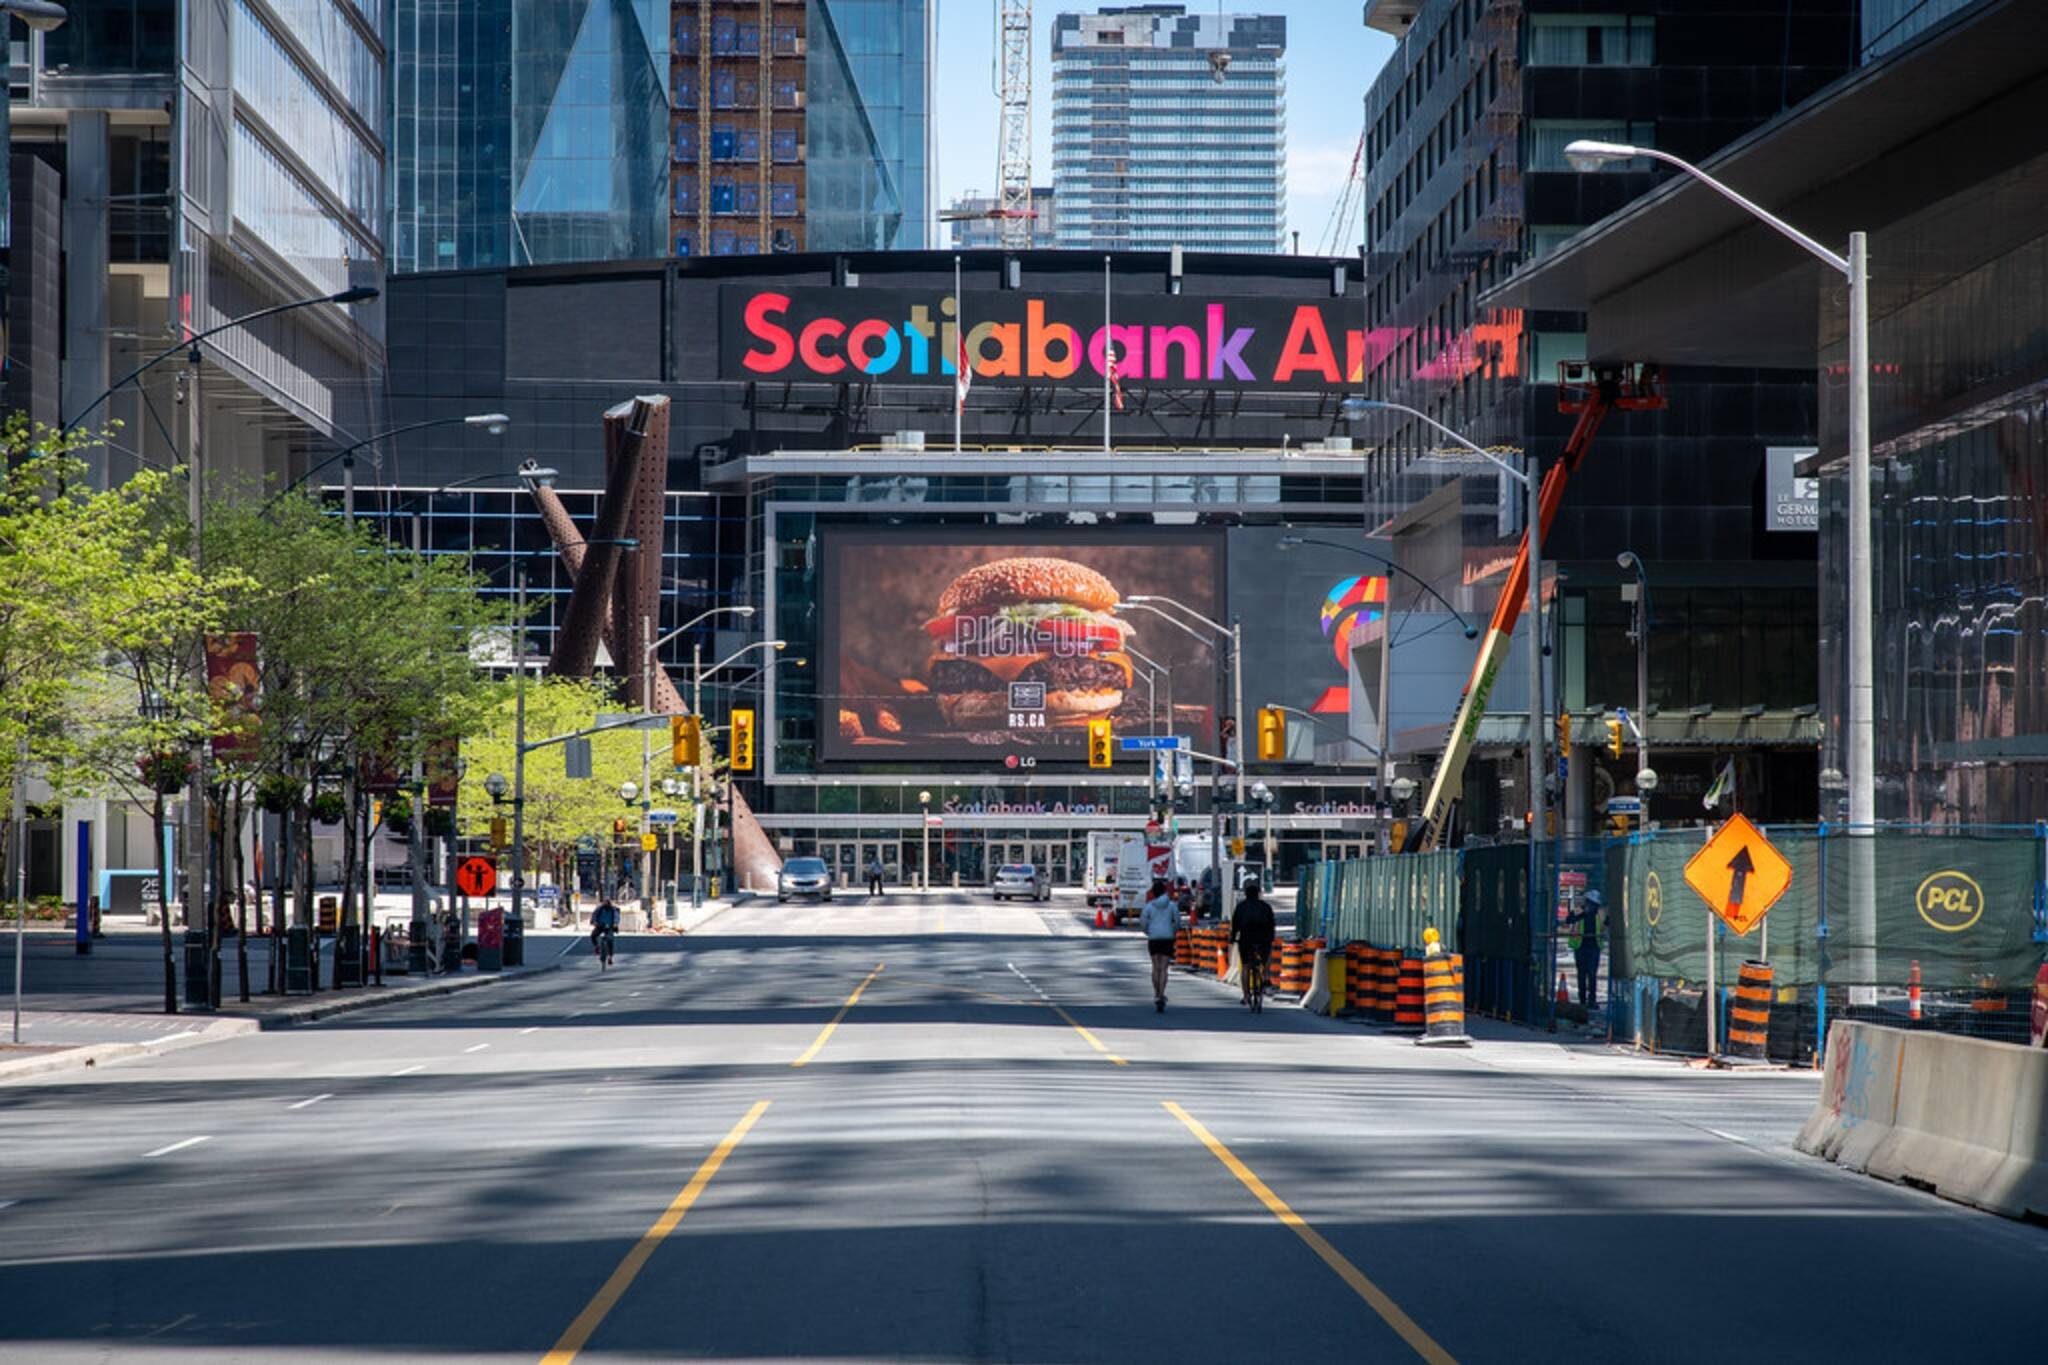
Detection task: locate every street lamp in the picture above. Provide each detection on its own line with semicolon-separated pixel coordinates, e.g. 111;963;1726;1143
688;638;788;905
266;413;515;519
918;789;933;893
638;605;754;918
1565;136;1874;997
1616;551;1657;823
483;772;508;802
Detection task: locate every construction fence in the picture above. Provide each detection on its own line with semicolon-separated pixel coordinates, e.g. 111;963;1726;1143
1295;823;2048;1059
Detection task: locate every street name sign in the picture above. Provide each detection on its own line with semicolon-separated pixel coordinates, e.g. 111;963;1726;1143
1120;736;1187;752
1683;813;1792;936
647;809;680;825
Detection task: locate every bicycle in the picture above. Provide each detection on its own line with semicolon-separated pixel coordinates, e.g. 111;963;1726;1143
594;927;616;970
1240;945;1268;1013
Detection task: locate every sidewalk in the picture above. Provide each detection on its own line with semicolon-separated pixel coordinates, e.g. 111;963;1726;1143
0;930;566;1084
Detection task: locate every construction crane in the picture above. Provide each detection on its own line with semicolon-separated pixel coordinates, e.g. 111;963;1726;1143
995;0;1033;249
1405;363;1668;853
1317;130;1366;257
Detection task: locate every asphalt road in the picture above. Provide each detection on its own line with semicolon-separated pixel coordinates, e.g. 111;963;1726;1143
2;889;2043;1363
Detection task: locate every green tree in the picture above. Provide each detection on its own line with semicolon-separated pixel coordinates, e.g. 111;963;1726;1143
457;677;673;910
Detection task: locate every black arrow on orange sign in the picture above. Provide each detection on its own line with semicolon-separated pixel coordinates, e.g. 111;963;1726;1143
1726;845;1755;909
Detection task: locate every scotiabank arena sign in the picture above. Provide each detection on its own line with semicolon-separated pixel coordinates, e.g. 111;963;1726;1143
722;285;1377;393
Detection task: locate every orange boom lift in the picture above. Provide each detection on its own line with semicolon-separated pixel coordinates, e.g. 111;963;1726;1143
1406;362;1666;853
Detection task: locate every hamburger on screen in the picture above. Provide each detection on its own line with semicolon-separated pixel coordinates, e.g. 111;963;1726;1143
926;558;1134;728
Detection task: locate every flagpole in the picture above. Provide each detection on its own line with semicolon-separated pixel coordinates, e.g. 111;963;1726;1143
954;255;964;454
1102;255;1111;455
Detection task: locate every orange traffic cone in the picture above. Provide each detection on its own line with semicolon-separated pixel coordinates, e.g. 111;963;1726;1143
1094;908;1106;929
1556;971;1570;1006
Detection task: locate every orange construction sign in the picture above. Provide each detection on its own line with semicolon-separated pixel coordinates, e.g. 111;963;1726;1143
1683;813;1792;936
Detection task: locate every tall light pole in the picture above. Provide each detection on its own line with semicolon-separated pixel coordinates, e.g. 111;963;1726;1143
1341;397;1544;926
266;413;513;513
644;606;758;906
1616;551;1657;827
918;789;932;892
692;638;786;902
1565;138;1873;998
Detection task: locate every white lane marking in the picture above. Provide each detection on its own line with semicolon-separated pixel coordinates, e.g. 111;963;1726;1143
463;1043;491;1054
140;1030;201;1047
389;1064;425;1077
555;938;582;959
1706;1128;1748;1145
0;1200;18;1212
566;1011;586;1019
598;1001;614;1008
629;991;643;997
143;1136;210;1158
519;1026;541;1035
288;1094;334;1111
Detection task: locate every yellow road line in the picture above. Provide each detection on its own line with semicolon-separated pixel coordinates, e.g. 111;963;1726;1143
790;962;884;1067
540;1100;770;1364
1163;1101;1455;1365
1049;1002;1127;1066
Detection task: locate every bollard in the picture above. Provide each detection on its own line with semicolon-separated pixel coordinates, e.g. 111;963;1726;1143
1727;960;1773;1062
284;925;313;995
1908;959;1921;1021
504;912;525;967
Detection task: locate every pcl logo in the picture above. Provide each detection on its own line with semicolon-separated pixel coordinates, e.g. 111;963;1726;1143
1915;870;1984;932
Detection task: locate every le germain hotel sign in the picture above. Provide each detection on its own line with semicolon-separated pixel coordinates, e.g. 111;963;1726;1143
720;285;1380;393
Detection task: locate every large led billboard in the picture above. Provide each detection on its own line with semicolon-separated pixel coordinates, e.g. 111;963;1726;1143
820;530;1225;765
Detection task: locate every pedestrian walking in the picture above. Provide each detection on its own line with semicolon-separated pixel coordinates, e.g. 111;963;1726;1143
1141;878;1179;1012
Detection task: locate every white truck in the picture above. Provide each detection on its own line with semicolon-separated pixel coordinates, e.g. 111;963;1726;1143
1114;835;1166;919
1085;832;1124;908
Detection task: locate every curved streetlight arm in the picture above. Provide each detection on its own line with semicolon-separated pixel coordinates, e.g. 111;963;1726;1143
1123;643;1170;678
1341;398;1528;488
1269;703;1380;758
62;287;377;438
1563;141;1849;275
649;605;758;658
702;639;787;681
389;466;553;523
267;412;508;505
1280;536;1478;636
1124;593;1230;639
1115;600;1216;649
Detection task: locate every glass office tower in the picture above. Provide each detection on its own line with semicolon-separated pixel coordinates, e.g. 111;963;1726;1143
392;0;670;270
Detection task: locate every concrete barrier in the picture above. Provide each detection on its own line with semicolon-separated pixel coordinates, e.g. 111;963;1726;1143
1797;1021;2048;1221
1300;949;1331;1015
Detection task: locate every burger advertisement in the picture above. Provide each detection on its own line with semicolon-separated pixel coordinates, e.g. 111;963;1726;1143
820;530;1225;765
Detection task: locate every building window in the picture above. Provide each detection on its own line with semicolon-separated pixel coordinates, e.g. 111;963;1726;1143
673;69;697;107
773;24;800;56
711;15;737;54
737;129;761;162
737;23;759;55
712;70;737;108
712;229;738;255
674;18;696;57
711;125;738;161
674;124;698;161
736;183;761;215
711;179;736;213
771;127;799;163
674;180;697;215
673;230;694;257
771;181;797;217
1527;15;1654;67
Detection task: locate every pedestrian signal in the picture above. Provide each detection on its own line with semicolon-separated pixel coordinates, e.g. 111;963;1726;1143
671;714;701;767
731;708;756;772
1606;717;1624;759
1556;710;1572;758
1256;707;1286;761
1087;717;1114;769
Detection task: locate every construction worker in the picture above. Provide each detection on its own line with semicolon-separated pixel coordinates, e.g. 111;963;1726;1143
1566;890;1605;1010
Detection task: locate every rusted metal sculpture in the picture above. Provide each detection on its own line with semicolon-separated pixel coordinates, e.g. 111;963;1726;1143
533;394;783;890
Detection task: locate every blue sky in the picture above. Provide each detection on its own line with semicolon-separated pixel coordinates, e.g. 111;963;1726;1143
929;2;1397;255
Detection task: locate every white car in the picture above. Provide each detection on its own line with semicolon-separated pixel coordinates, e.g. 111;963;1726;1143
991;863;1051;902
777;856;834;903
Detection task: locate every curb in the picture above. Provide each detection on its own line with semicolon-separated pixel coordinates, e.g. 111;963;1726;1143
0;1016;259;1084
0;961;566;1083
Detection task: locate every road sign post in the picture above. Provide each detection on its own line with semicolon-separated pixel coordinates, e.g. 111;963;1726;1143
1683;814;1792;1058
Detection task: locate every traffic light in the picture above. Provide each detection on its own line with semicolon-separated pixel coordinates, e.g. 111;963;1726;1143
1087;716;1114;768
731;708;756;772
1606;717;1624;759
1256;706;1286;761
671;714;701;767
1556;710;1572;758
489;816;508;849
612;817;628;837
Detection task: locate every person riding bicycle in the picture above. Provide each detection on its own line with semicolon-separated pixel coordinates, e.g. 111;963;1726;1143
1230;883;1277;1006
590;898;622;961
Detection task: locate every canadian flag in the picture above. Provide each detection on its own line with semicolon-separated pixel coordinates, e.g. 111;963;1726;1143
1106;342;1126;412
955;332;973;414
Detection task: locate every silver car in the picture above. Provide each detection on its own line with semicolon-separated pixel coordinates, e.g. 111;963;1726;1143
992;863;1050;902
777;856;834;903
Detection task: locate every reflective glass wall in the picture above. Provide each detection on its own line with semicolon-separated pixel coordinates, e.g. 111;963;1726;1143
390;0;513;272
806;0;929;251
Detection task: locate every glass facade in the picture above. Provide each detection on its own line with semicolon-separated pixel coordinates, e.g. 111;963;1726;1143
390;0;513;272
806;0;930;251
39;0;174;73
1861;0;1987;60
1816;151;2048;826
1052;6;1286;254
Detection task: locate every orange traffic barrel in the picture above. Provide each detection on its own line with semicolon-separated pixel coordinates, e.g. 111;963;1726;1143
1373;947;1399;1021
1174;926;1192;970
1417;951;1471;1046
1281;939;1316;994
1970;972;2007;1014
1727;960;1773;1061
1344;943;1373;1014
1394;955;1426;1031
